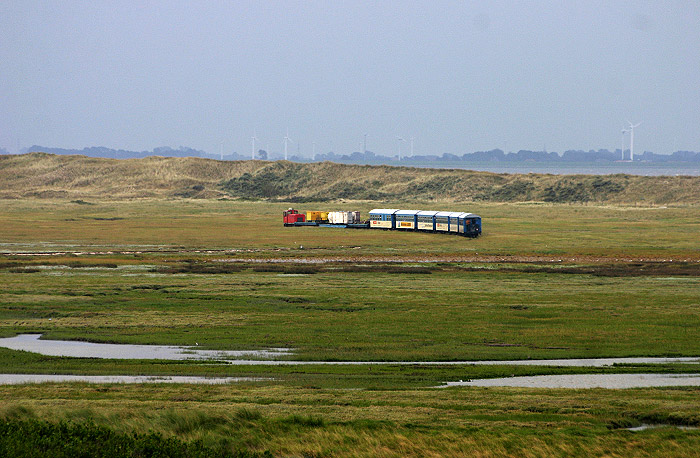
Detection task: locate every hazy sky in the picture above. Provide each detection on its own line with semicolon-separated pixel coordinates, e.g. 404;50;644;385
2;1;699;157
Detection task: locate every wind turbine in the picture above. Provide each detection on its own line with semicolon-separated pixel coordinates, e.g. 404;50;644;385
312;142;316;161
251;131;258;160
620;129;628;161
410;137;415;157
396;136;405;160
363;133;368;153
220;141;224;161
283;129;293;161
627;121;641;161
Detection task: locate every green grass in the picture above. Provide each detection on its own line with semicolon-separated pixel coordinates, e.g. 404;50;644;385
2;198;700;456
1;265;699;361
0;418;267;458
0;199;699;259
3;384;700;457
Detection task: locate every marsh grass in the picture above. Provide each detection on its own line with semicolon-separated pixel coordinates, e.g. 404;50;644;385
158;262;246;274
2;265;700;361
3;384;700;457
1;197;700;456
1;199;700;259
0;418;268;458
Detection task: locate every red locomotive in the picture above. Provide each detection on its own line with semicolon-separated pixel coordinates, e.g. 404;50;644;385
283;208;306;224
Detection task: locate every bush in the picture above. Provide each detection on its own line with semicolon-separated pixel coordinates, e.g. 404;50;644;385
157;262;245;274
0;419;271;458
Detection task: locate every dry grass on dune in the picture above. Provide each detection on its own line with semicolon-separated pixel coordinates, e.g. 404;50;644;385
1;152;700;205
0;153;255;199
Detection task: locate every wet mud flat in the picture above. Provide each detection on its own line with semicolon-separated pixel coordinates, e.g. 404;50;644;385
156;258;700;278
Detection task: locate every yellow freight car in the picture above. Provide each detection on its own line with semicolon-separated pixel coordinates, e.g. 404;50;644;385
306;211;329;222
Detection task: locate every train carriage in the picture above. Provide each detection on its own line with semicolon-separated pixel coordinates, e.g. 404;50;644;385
461;213;482;237
369;209;399;229
416;210;438;231
434;211;452;232
444;211;462;233
394;210;420;230
294;208;481;237
454;212;469;234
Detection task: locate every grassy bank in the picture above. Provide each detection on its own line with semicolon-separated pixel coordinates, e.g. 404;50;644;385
3;384;700;457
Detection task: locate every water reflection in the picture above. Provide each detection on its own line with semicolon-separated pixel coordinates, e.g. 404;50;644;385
0;334;292;361
0;374;266;385
441;373;700;389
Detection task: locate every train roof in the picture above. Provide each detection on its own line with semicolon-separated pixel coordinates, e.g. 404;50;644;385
370;209;481;218
394;210;421;216
369;209;400;214
432;211;480;219
434;211;463;218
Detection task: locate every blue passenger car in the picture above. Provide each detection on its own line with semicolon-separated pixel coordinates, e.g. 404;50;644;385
368;208;481;237
460;213;482;237
394;210;420;230
416;210;438;231
369;209;399;229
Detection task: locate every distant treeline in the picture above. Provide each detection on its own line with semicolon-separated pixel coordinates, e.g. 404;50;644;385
314;149;700;164
14;145;700;164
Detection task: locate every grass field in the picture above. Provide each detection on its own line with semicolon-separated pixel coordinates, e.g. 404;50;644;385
4;383;700;458
2;262;700;361
1;199;700;258
1;198;700;456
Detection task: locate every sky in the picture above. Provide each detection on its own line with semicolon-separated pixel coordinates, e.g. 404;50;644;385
1;1;699;158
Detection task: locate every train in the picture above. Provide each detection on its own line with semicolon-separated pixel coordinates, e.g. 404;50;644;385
283;208;482;237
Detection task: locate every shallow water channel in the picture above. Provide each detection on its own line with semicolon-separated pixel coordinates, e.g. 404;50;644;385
0;374;265;385
440;373;700;389
3;334;700;366
2;334;700;388
0;334;292;360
